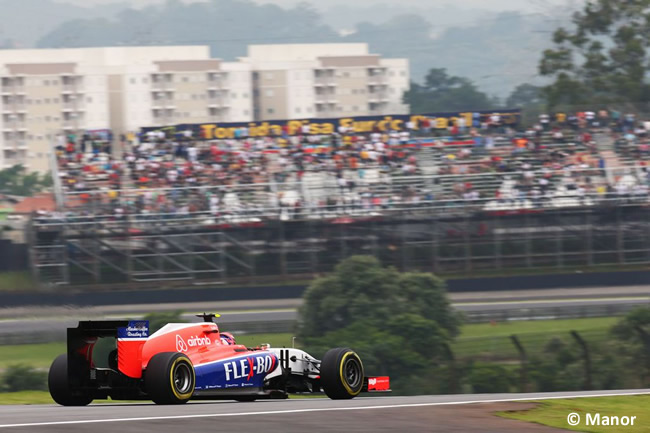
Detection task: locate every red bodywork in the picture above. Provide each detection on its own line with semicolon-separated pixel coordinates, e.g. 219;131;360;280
117;322;248;378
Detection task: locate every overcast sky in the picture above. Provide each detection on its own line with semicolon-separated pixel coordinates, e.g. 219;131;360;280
58;0;582;12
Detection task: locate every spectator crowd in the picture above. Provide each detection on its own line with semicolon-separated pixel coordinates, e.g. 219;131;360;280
47;109;650;225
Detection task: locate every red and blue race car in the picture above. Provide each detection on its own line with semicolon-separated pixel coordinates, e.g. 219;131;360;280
48;314;390;405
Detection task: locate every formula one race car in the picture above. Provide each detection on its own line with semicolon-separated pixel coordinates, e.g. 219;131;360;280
48;314;390;405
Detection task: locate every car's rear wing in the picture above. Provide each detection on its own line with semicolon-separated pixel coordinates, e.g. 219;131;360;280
68;320;149;379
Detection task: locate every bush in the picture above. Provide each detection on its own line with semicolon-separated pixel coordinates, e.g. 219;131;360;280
468;363;512;393
143;310;186;333
1;365;47;392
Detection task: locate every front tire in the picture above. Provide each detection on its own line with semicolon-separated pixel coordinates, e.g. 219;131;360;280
320;348;364;400
145;352;195;405
48;354;93;406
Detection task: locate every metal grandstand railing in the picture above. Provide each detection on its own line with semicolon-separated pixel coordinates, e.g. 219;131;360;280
40;165;646;226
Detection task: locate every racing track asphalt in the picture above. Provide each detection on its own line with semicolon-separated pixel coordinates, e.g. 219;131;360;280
0;390;648;433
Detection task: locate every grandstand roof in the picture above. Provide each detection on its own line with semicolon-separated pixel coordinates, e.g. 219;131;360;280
13;193;56;214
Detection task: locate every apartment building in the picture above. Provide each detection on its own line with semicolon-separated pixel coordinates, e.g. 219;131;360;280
0;46;252;172
0;54;109;172
114;52;253;133
242;44;410;121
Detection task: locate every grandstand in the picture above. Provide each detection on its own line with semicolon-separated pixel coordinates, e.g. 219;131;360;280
29;113;650;287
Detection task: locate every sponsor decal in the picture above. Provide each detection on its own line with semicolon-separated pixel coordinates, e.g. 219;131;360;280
193;352;278;391
223;354;276;382
176;335;189;352
141;110;522;140
367;376;390;391
117;320;149;339
175;334;212;352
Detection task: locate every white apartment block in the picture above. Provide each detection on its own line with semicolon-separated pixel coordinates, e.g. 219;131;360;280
0;46;252;172
241;44;410;121
114;50;253;132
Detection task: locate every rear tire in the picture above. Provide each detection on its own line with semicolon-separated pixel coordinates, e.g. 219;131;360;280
145;352;195;405
48;354;93;406
320;348;364;400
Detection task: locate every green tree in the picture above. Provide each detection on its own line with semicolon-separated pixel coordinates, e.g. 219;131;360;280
539;0;650;110
0;165;51;197
506;83;546;125
404;68;498;113
506;83;545;109
298;256;460;394
143;310;186;333
1;365;47;392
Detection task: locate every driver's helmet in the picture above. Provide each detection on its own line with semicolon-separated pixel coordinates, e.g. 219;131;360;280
220;332;236;345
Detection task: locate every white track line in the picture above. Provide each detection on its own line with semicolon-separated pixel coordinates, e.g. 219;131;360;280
1;391;649;429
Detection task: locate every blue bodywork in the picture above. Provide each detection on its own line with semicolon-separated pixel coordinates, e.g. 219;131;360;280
194;352;278;390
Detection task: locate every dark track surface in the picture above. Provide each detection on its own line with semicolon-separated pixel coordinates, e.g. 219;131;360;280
1;390;648;433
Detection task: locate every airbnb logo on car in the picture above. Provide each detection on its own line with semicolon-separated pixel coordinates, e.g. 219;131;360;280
176;334;212;352
176;335;189;352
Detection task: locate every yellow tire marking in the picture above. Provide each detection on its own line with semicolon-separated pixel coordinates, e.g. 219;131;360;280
339;352;364;396
169;356;194;400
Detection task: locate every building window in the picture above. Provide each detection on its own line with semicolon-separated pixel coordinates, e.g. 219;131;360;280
142;78;148;84
267;108;275;114
265;72;274;80
295;107;301;114
44;98;51;104
182;76;189;83
242;92;249;98
265;89;274;98
400;70;406;76
244;109;250;116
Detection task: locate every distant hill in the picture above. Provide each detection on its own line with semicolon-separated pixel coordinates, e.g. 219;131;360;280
30;0;569;98
0;0;126;48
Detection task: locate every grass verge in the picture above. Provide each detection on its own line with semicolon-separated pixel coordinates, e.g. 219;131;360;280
0;272;34;292
0;342;65;369
0;391;53;405
452;317;617;359
498;395;650;432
